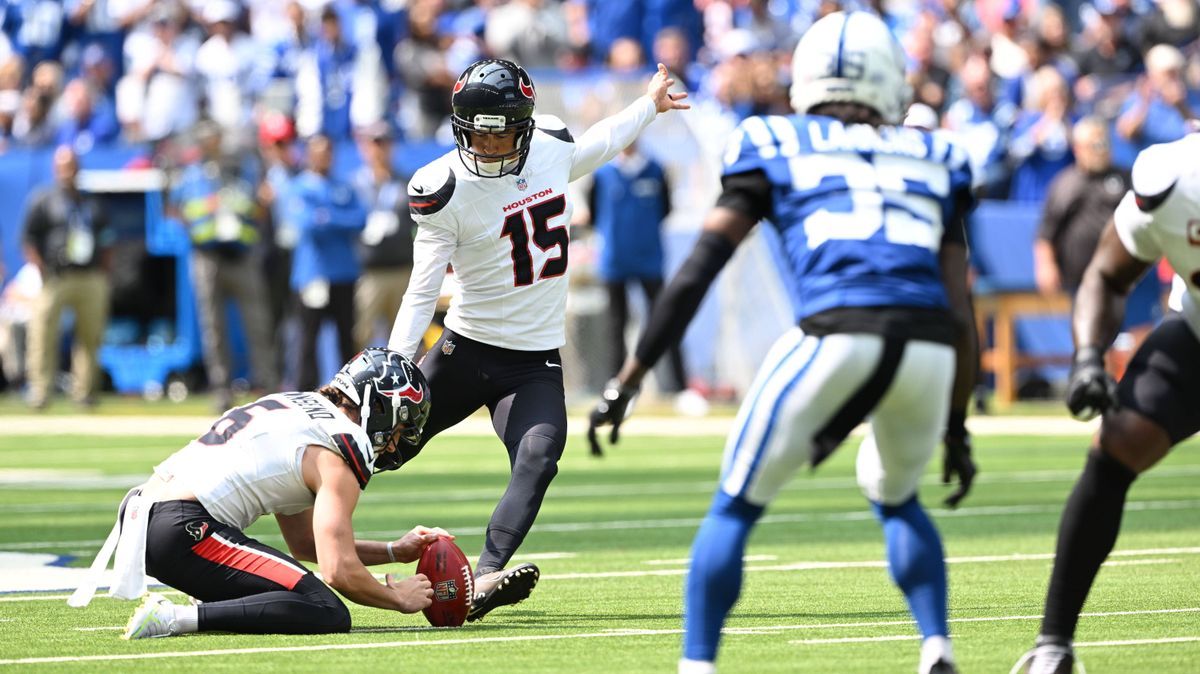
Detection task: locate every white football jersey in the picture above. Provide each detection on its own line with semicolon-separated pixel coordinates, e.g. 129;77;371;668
153;392;374;531
1113;133;1200;340
389;98;658;357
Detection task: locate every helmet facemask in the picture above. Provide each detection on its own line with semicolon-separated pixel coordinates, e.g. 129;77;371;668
450;59;537;178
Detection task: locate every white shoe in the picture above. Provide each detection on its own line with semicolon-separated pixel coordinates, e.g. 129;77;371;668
122;593;179;640
678;658;716;674
674;389;710;417
1010;640;1084;674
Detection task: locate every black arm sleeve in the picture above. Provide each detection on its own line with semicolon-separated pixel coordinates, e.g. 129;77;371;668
941;188;970;247
632;230;737;367
715;170;772;223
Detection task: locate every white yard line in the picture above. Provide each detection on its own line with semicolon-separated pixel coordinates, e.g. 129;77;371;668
11;607;1200;666
1076;636;1200;647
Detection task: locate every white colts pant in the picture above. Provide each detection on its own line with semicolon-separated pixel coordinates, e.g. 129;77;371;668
719;328;955;507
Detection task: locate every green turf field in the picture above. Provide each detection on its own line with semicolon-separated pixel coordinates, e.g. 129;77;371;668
1;427;1198;673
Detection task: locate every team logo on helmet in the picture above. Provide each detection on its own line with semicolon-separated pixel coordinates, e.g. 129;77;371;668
452;72;467;95
518;74;535;100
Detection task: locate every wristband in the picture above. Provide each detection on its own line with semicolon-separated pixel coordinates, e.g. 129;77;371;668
386;541;397;563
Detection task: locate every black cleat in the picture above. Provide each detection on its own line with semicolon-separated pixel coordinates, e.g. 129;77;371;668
927;659;959;674
467;563;539;622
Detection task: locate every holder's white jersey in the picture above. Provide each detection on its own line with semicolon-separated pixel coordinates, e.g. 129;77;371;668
388;98;658;358
1114;133;1200;341
153;392;374;531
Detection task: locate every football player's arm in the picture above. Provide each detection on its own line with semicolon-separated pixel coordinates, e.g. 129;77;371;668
568;64;689;182
387;221;455;359
276;510;446;566
587;170;763;455
1073;220;1151;353
310;448;433;612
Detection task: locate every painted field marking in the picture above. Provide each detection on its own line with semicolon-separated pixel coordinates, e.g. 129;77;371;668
5;549;1198;598
790;635;921;645
13;607;1200;666
1076;636;1200;647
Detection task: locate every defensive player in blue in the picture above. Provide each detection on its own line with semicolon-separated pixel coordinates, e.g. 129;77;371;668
587;12;978;674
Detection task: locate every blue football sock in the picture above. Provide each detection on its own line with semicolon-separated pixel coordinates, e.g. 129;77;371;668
872;496;948;638
682;491;764;662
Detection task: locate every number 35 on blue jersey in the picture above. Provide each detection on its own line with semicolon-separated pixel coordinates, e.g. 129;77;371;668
722;114;975;319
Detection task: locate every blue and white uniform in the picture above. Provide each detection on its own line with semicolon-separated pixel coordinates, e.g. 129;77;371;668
715;112;973;506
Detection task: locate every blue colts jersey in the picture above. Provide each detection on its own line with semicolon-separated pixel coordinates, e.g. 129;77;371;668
722;114;974;320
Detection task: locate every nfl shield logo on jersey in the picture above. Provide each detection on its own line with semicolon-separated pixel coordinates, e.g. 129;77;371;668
516;178;528;191
442;340;456;355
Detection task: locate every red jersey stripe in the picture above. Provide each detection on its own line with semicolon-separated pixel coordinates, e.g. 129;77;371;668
192;534;305;590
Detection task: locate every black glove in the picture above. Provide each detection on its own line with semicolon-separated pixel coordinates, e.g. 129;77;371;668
1065;346;1117;421
942;410;976;509
586;379;639;457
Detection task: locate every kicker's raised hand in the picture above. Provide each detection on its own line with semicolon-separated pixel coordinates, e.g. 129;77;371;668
647;62;690;114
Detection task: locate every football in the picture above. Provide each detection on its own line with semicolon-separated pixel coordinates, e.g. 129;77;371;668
416;536;473;627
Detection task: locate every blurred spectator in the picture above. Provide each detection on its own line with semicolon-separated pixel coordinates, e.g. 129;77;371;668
54;77;119;153
78;44;117;97
296;6;363;140
1113;43;1192;168
1138;0;1200;50
643;0;703;64
29;60;63;99
587;144;688;396
115;3;198;142
170;121;278;411
1074;0;1142;92
255;110;299;383
1009;66;1075;203
285;134;363;390
989;0;1029;80
654;26;705;94
65;0;126;85
485;0;569;69
608;36;645;71
21;145;112;409
7;0;67;76
737;0;795;53
194;0;265;133
943;53;1017;197
12;86;54;146
266;1;311;83
578;0;640;64
351;121;412;350
906;13;952;113
1034;116;1128;297
393;0;454;140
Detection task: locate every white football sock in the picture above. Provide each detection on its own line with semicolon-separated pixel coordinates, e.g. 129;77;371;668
174;604;199;634
678;658;716;674
918;635;954;673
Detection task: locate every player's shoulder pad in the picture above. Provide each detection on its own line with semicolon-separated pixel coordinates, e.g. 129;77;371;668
534;114;573;143
722;115;779;171
408;160;456;216
1131;141;1182;212
329;431;372;490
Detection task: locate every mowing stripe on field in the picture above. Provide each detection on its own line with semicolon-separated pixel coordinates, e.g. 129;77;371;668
7;549;1198;601
8;607;1200;665
19;497;1197;552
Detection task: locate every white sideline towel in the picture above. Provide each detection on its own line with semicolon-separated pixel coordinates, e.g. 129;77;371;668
68;487;150;607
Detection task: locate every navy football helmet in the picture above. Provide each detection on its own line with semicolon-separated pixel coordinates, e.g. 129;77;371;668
450;59;536;177
331;348;431;472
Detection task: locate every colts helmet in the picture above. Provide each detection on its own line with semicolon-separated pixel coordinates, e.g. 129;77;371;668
450;58;537;177
790;11;911;124
331;348;431;472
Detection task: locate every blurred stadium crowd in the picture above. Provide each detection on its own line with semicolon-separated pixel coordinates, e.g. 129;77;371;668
0;0;1194;407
